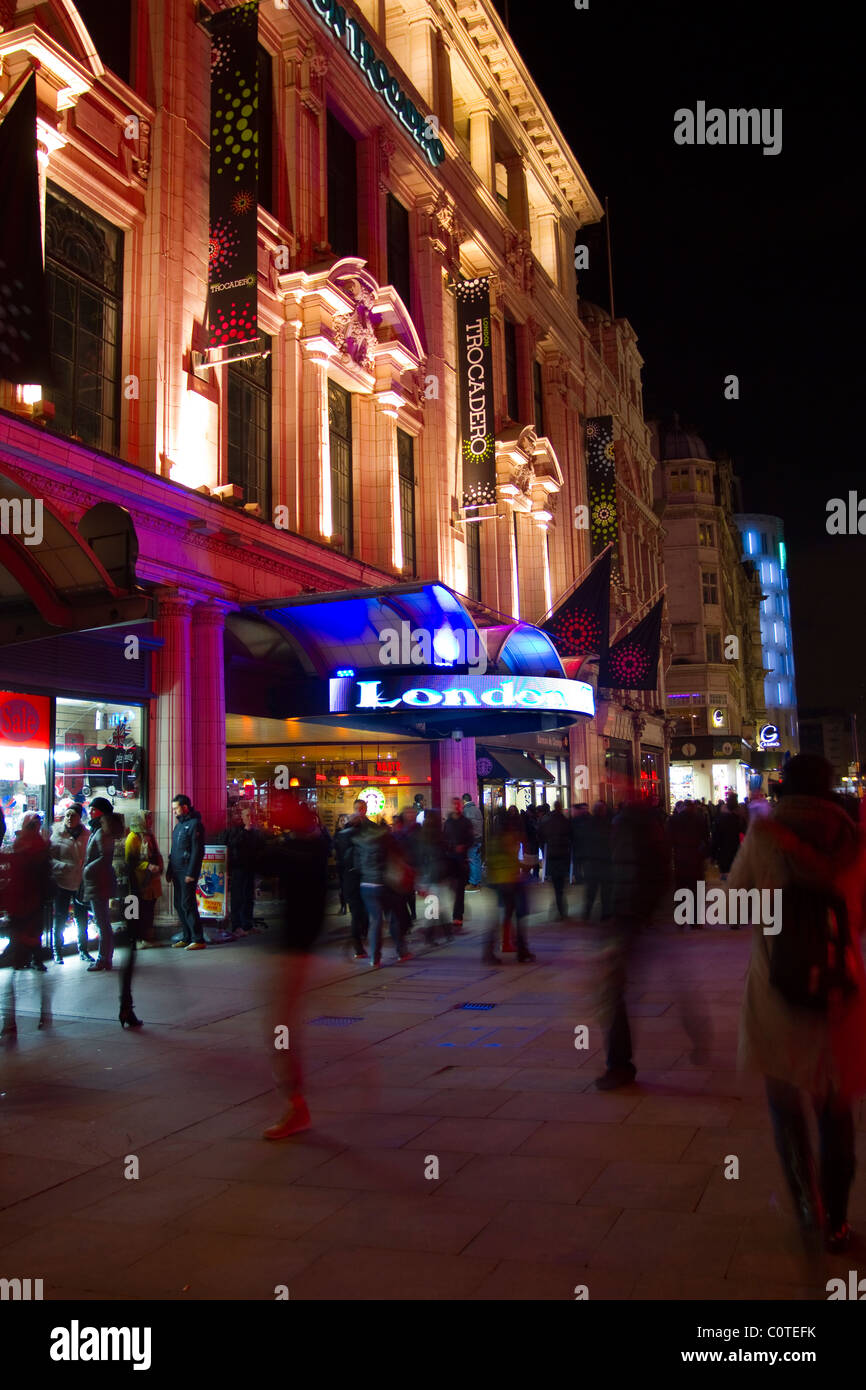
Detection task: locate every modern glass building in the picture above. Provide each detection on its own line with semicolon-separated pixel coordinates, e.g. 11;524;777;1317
734;514;799;782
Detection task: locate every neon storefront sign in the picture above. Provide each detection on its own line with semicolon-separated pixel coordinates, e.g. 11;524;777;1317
329;675;595;717
758;723;780;749
305;0;446;167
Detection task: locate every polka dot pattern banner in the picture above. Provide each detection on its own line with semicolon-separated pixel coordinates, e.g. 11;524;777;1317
204;2;260;351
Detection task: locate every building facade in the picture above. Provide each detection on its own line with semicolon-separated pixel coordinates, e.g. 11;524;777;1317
1;0;666;871
653;420;765;807
799;708;859;794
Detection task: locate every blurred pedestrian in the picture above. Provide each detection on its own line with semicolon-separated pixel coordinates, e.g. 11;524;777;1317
227;802;263;937
570;803;591;886
670;800;708;927
582;801;613;921
540;800;572;920
334;814;349;914
418;810;448;945
262;801;329;1140
462;792;484;888
730;754;866;1255
353;806;405;967
712;793;745;882
168;794;206;950
49;803;92;963
483;808;535;964
443;797;473;932
81;800;121;972
337;802;369;956
119;810;164;1027
594;798;669;1089
0;813;53;1035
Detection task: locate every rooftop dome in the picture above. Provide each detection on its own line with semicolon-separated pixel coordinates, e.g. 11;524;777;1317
657;413;712;461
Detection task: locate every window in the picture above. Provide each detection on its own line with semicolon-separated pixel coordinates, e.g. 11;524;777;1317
504;316;519;420
706;631;722;663
495;161;509;215
258;45;274;214
760;532;768;555
669;468;690;492
533;359;545;436
397;428;416;576
698;522;715;546
328;380;353;553
466;517;481;601
327;112;357;258
672;626;695;655
386;194;411;310
227;336;272;513
696;469;712;493
702;571;719;605
45;186;123;453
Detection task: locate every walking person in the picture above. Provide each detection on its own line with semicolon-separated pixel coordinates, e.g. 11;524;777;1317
712;793;745;883
49;804;92;964
570;803;591;888
0;813;53;1037
119;811;164;1027
670;800;708;929
582;801;613;921
730;755;866;1256
262;800;329;1140
462;792;484;888
168;795;206;950
483;808;535;964
226;802;262;937
338;799;370;958
81;801;121;972
540;800;572;920
443;797;473;932
334;814;350;915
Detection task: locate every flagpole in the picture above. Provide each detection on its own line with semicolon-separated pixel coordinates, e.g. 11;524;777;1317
0;60;40;122
538;543;613;628
608;586;665;646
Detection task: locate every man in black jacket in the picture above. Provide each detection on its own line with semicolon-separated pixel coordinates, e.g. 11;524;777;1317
226;803;263;936
443;798;473;931
169;795;206;950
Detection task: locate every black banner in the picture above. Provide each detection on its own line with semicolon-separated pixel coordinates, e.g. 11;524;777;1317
585;415;618;560
455;277;496;509
543;548;611;660
598;596;664;691
203;0;260;353
0;73;54;386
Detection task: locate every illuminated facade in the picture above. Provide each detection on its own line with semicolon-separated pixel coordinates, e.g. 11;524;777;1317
1;0;665;859
734;513;799;780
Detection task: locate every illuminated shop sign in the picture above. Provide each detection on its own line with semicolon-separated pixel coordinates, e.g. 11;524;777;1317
0;692;51;750
305;0;446;167
758;723;780;749
329;675;595;717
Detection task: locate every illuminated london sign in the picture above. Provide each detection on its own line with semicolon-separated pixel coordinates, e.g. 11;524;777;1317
329;675;595;717
304;0;446;167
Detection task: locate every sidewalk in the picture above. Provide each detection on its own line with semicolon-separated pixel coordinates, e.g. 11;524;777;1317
1;885;863;1301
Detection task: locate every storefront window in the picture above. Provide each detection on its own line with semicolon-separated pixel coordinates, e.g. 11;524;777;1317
54;699;144;824
639;748;660;801
0;691;51;847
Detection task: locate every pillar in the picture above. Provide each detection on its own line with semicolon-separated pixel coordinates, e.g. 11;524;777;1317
468;103;495;194
431;736;478;813
152;594;193;873
191;602;228;835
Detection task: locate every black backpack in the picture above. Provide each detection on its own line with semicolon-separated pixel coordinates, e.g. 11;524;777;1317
769;884;858;1013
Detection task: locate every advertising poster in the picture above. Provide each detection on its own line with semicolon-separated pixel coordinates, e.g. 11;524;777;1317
197;845;227;919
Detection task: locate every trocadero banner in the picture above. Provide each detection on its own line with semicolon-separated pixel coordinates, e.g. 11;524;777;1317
202;0;260;352
455;278;496;510
585;416;618;561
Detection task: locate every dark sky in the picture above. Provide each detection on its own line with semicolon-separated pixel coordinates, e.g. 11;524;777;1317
495;0;861;730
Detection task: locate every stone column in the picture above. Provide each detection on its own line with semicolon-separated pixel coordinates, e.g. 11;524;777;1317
191;602;228;837
431;736;478;813
468;103;495;194
152;595;193;877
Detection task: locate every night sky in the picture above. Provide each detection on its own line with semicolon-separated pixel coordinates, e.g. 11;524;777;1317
495;0;861;732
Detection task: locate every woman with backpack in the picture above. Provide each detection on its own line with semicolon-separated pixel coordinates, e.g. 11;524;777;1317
729;755;866;1255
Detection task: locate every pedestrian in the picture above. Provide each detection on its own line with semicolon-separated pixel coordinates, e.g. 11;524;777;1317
443;796;473;932
353;804;398;968
262;800;329;1140
712;793;745;883
391;807;422;934
0;813;53;1035
462;792;484;888
570;803;591;886
669;800;708;927
582;801;613;921
595;797;669;1089
540;800;572;919
338;799;370;958
483;808;535;964
168;794;206;950
119;810;164;1027
226;802;263;937
418;809;448;945
730;754;866;1255
80;800;121;972
49;803;92;964
334;814;349;914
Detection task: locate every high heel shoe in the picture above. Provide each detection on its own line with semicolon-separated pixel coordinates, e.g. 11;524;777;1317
119;1006;143;1028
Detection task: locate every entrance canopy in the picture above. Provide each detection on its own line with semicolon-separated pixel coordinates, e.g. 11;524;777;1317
226;583;595;740
476;746;554;783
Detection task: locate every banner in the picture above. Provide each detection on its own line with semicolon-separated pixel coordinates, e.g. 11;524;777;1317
542;548;611;660
455;278;496;510
197;845;227;919
202;1;260;352
0;74;54;386
598;597;664;691
585;416;618;561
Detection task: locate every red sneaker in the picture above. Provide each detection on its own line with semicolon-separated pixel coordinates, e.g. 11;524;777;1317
263;1097;311;1140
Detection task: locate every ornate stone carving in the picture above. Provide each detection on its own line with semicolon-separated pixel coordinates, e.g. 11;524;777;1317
332;276;378;372
505;229;535;292
632;714;647;741
377;127;397;193
131;119;151;184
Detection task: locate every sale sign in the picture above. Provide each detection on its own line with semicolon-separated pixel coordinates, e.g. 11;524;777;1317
0;691;51;750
